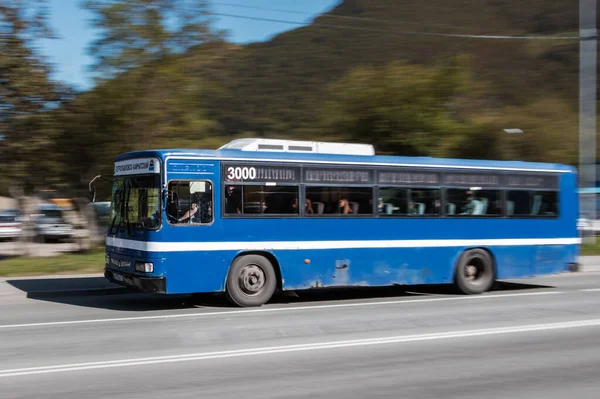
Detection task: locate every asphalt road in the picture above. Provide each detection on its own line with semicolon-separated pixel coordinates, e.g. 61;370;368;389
2;272;600;398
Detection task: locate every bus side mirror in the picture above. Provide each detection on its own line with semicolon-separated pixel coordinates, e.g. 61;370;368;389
89;175;102;202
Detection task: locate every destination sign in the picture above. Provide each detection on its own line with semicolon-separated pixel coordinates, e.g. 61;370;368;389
114;157;160;176
378;170;440;186
222;163;300;183
443;172;502;187
506;174;558;190
303;167;373;184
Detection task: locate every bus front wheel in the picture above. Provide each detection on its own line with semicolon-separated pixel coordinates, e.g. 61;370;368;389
226;254;277;307
454;249;495;295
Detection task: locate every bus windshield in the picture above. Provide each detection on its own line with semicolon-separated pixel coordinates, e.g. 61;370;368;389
110;175;161;232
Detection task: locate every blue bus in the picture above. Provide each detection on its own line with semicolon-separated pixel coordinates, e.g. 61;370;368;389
104;139;580;306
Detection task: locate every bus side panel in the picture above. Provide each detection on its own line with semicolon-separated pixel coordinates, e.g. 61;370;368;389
163;251;230;294
533;244;579;275
158;242;578;294
492;246;535;280
276;247;459;290
275;244;574;290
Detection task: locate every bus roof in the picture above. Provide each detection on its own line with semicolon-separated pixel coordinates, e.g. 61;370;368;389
115;144;576;174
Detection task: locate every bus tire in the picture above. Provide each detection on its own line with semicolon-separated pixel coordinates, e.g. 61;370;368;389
454;249;495;295
226;254;276;307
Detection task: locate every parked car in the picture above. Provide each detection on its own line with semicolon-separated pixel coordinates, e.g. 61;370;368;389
33;204;74;242
0;209;22;241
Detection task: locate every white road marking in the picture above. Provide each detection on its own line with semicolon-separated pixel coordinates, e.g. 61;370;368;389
579;288;600;292
0;291;562;330
1;318;599;378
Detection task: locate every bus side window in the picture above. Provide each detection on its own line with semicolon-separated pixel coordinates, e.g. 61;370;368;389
507;190;558;218
167;181;213;225
306;187;373;216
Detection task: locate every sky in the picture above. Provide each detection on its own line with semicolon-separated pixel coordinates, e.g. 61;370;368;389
39;0;341;91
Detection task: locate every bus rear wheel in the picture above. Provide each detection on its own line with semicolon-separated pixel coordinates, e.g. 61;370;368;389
226;254;276;307
454;249;495;295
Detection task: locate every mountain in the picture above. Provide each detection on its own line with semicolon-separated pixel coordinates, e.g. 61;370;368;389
199;0;581;136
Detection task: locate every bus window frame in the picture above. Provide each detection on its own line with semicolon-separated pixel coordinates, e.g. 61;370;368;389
303;183;375;218
376;185;443;218
443;187;504;218
166;179;215;227
221;182;302;218
504;188;560;219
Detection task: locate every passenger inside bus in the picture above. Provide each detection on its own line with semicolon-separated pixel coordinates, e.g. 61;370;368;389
178;202;198;223
461;190;476;214
225;185;242;214
433;199;441;214
408;201;418;214
140;209;161;228
177;192;211;223
291;198;314;214
339;198;354;214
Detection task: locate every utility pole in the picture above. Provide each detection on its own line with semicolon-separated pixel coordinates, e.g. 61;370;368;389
579;0;597;243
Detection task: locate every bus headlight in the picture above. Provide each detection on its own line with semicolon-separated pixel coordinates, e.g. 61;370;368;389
135;262;154;273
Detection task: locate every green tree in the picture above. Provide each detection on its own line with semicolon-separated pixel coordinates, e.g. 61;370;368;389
83;0;223;80
0;0;69;195
320;60;473;157
55;54;225;198
422;97;580;165
45;0;227;194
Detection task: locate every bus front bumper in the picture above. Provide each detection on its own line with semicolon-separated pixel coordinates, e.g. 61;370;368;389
105;268;166;293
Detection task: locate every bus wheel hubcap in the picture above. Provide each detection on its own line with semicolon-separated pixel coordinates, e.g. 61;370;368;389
465;260;485;285
239;265;265;295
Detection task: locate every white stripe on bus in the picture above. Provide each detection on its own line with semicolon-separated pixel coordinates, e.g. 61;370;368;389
105;237;581;252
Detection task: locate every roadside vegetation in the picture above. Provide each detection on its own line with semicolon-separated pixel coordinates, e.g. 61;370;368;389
0;247;105;277
581;240;600;256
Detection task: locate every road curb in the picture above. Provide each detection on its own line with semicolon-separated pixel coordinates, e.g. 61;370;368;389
576;256;600;273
